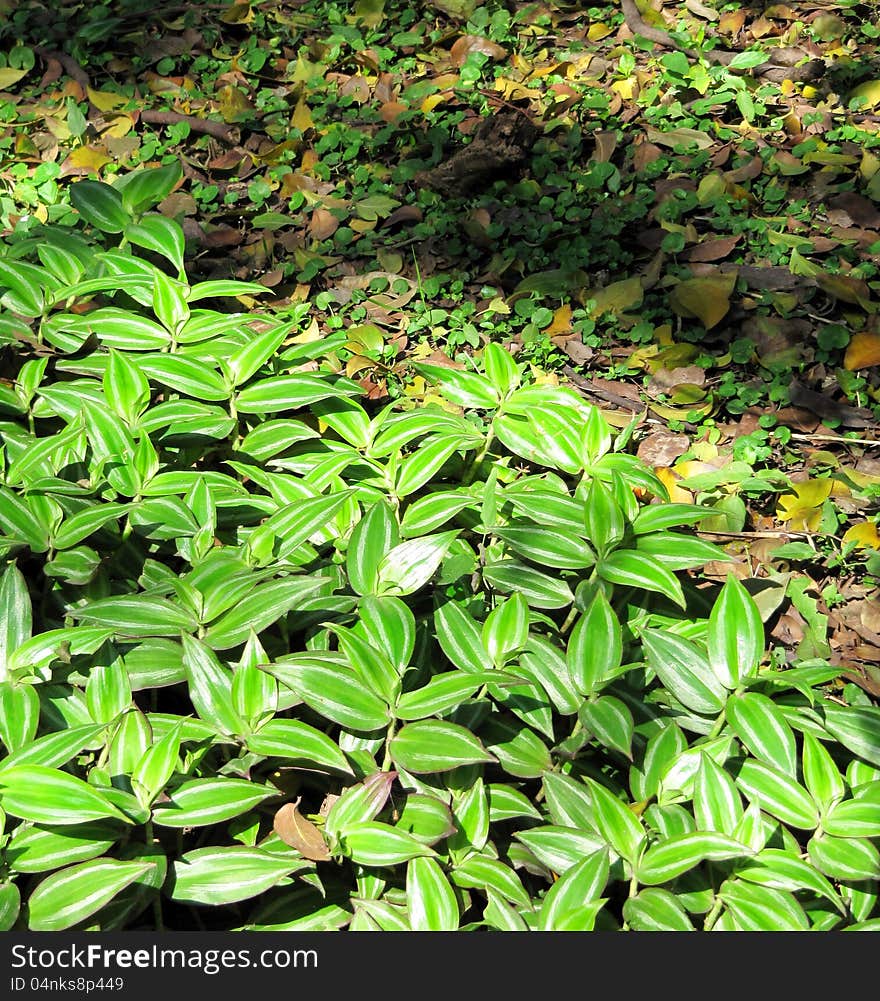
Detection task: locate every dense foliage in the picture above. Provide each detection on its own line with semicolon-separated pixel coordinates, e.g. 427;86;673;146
0;166;878;931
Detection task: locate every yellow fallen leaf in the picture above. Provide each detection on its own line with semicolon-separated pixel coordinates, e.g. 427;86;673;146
845;331;880;370
67;145;112;171
776;479;833;532
849;79;880;110
861;149;880;182
87;87;127;112
291;98;313;132
655;466;694;504
0;66;28;89
220;1;254;24
100;113;135;139
217;85;254;123
843;521;880;550
669;272;737;330
587;22;614;41
546;304;572;336
585;276;643;318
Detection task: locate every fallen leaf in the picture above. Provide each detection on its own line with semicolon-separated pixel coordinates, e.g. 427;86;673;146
685;234;741;262
669;272;737;330
843;521;880;550
450;34;507;66
829;193;880;230
637;431;690;466
0;66;29;89
309;207;339;240
584;276;643;317
788;380;875;428
645;125;716;150
65;144;112;171
845;331;880;370
815;273;872;309
848;80;880;109
776;478;833;532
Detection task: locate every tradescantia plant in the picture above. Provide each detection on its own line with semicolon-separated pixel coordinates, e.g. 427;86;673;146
0;169;878;932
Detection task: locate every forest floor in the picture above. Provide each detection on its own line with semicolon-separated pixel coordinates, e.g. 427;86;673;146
3;0;880;700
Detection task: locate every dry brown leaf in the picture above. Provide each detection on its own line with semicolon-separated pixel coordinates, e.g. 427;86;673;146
309;207;339;240
273;802;331;861
450;34;508;67
636;431;690;466
685;235;741;263
828;193;880;229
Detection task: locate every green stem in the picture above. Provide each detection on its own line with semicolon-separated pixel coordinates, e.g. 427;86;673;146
462;429;495;487
702;895;724;931
381;719;397;771
145;819;165;932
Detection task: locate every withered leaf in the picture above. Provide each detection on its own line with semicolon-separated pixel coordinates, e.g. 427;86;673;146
685;234;741;263
274;802;331;861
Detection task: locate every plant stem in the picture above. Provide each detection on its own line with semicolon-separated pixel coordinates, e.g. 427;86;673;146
462;429;494;487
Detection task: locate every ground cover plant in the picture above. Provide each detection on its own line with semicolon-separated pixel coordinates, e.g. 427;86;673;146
0;0;878;931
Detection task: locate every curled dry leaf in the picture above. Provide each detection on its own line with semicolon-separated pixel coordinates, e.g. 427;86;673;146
274;802;331;861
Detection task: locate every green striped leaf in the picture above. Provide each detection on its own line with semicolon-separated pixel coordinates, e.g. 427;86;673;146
587;778;646;864
642;629;727;716
598;550;685;608
719;879;809;931
637;832;753;885
566;590;622;696
28;859;154;931
623;888;696;931
339;822;435;866
735;759;820;830
71;596;197;637
151;777;276;827
170;846;305;906
693;753;743;833
262;655;389;732
726;692;797;775
390;720;495;773
246;719;352;775
0;765;130;825
407;857;459;931
708;574;765;687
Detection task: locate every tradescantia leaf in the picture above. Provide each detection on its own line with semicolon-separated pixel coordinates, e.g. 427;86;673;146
719;879;810;931
586;778;646;864
169;846;306;906
407;857;460;931
338;822;436;866
70;596;198;637
725;692;797;776
623;888;696;931
708;574;765;688
0;765;131;825
566;589;622;696
261;656;390;732
598;550;685;608
734;759;820;830
28;858;155;931
390;720;495;773
150;777;276;827
637;832;753;885
642;629;727;716
376;531;459;596
821;704;880;767
538;849;610;931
